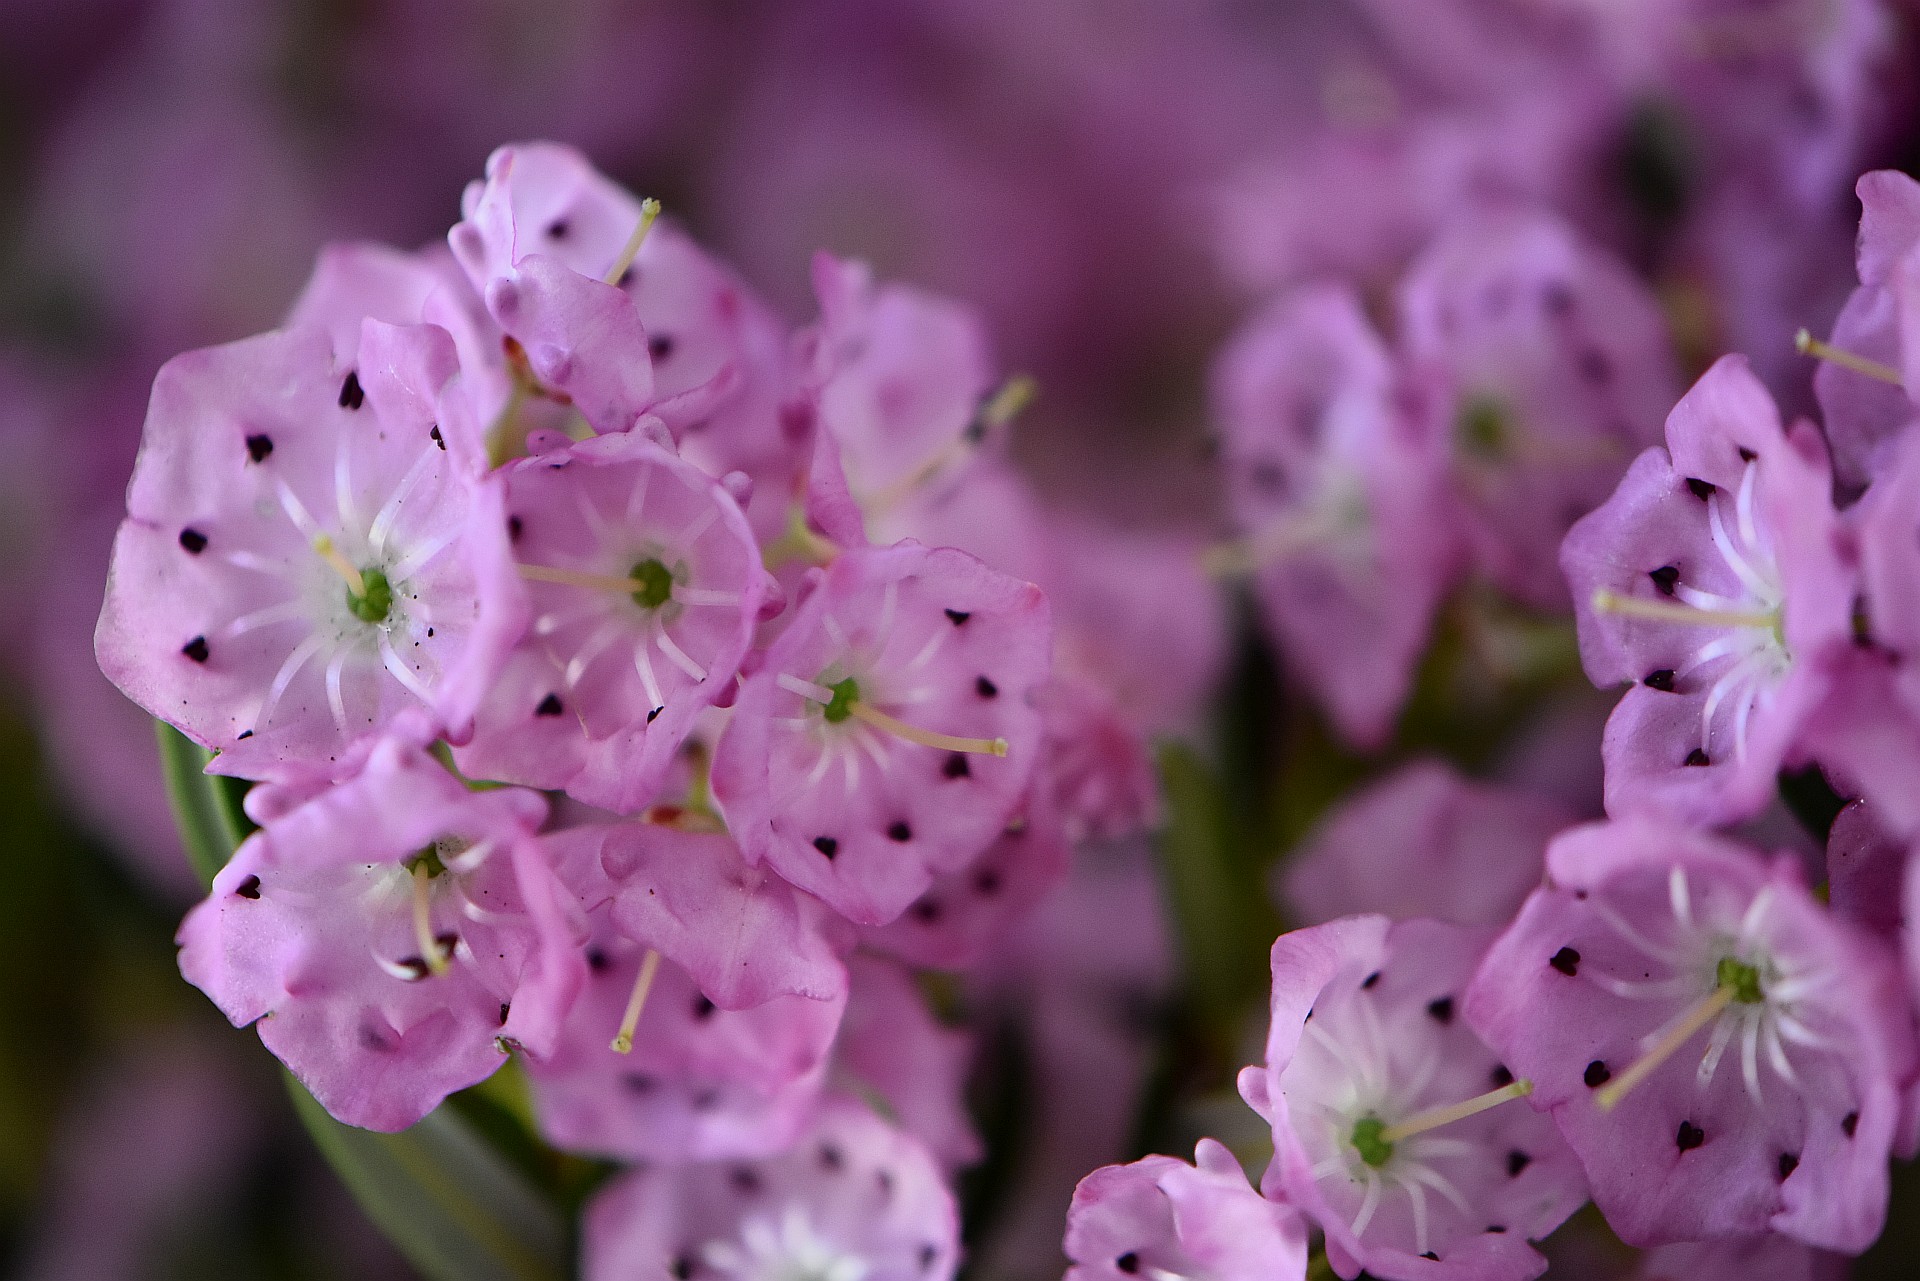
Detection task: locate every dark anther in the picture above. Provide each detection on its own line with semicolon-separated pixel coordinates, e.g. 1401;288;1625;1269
1486;1226;1507;1234
693;996;717;1020
1426;996;1455;1024
1550;947;1581;976
1578;348;1613;385
1738;446;1757;462
430;425;445;450
648;334;675;361
1676;1121;1705;1152
339;371;365;410
1685;748;1711;767
919;1244;938;1270
1543;282;1574;315
498;1003;510;1025
1584;1060;1612;1088
1115;1254;1140;1274
535;693;564;716
813;836;838;859
1843;1112;1859;1138
1491;1065;1515;1088
911;899;941;923
546;219;569;240
646;705;664;724
1685;477;1714;501
182;635;210;663
820;1143;844;1170
508;516;524;540
1779;1152;1799;1180
1362;971;1381;989
1422;1253;1441;1262
1649;565;1680;595
235;875;262;899
1644;668;1677;692
586;948;608;972
670;1257;693;1280
976;676;998;698
179;527;208;553
888;821;913;842
1507;1150;1531;1178
236;729;253;739
245;434;274;463
944;609;971;625
943;754;971;779
974;868;1002;895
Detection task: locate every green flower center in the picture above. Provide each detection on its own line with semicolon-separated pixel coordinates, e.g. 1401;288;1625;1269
348;566;394;623
1455;394;1511;460
1350;1115;1394;1168
406;846;448;878
1716;955;1764;1004
630;558;674;610
823;677;860;724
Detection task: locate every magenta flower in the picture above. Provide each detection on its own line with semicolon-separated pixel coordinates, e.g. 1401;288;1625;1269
177;739;584;1131
1399;209;1678;609
861;783;1070;971
1211;283;1460;749
582;1097;960;1281
1561;356;1856;827
1810;170;1920;491
525;913;843;1163
1464;818;1916;1250
1063;1139;1309;1281
712;542;1051;926
1239;916;1587;1281
453;432;775;813
95;322;528;781
1281;760;1569;929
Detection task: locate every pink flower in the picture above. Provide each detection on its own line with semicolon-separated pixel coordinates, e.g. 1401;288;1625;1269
834;956;981;1172
582;1097;960;1281
1211;283;1460;748
1561;356;1856;827
95;322;528;781
1464;818;1917;1250
713;542;1051;925
1240;916;1587;1281
1064;1139;1309;1281
453;433;776;813
177;739;585;1131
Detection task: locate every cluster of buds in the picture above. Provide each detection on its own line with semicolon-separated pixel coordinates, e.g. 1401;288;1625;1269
96;143;1227;1278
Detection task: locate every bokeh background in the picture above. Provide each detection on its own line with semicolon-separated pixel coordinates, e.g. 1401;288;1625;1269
4;1;1920;1276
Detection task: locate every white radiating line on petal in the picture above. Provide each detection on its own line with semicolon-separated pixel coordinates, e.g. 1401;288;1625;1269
379;633;435;704
625;462;653;528
221;548;299;578
334;438;359;537
1349;1173;1382;1239
905;627;946;672
370;446;439;554
221;601;309;638
258;633;329;728
388;524;462;582
677;503;718;550
656;628;707;682
325;650;350;735
778;673;835;703
673;586;741;607
1402;1160;1471;1216
632;642;665;712
1669;866;1693;930
1405;1178;1431;1258
573;488;612;545
276;479;325;542
821;613;849;650
1590;898;1687;966
566;618;627;689
1741;1014;1763;1106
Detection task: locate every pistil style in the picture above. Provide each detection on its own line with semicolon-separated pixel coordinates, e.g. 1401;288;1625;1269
611;948;663;1054
1795;328;1904;387
1595;984;1737;1111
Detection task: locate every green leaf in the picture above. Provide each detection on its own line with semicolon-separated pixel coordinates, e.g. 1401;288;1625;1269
288;1079;570;1281
154;721;252;888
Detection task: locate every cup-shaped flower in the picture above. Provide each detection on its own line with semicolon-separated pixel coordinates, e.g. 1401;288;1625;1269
582;1097;960;1281
454;433;775;813
1464;819;1917;1250
1238;916;1586;1281
713;542;1050;925
177;739;584;1131
1064;1138;1309;1281
1211;283;1459;749
1561;356;1855;827
96;321;528;781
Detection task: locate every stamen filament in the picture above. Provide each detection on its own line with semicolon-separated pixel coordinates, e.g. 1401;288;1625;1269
518;562;669;597
313;535;367;596
761;506;842;571
1591;589;1777;631
602;198;663;286
1379;1079;1533;1143
411;866;449;977
1795;329;1903;386
982;374;1037;429
848;702;1008;756
610;948;663;1054
1596;985;1736;1111
1204;508;1343;579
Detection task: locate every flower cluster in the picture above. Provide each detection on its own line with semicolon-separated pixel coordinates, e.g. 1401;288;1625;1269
1069;173;1920;1281
97;142;1227;1274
